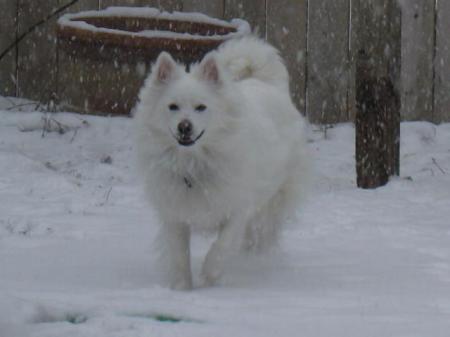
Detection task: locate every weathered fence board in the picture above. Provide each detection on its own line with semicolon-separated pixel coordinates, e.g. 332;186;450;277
17;0;60;103
101;0;182;10
102;0;156;8
156;0;183;11
307;0;350;124
57;0;99;109
183;0;224;17
266;0;307;113
434;0;450;123
0;1;17;96
224;0;266;38
62;0;98;13
100;1;159;10
400;0;435;121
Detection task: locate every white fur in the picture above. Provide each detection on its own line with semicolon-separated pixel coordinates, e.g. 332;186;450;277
215;35;290;90
135;36;309;290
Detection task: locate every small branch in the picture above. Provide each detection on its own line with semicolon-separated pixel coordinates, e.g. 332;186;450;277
0;0;80;62
49;117;69;134
432;157;446;175
99;187;113;206
40;115;70;137
4;97;17;106
5;102;39;111
41;114;50;138
70;127;79;143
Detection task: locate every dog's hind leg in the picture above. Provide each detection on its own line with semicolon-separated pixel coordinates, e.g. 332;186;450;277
201;215;248;286
244;182;300;253
244;210;279;253
243;192;286;253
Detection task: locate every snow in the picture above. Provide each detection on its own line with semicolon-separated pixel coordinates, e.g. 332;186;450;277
58;7;250;41
1;97;450;336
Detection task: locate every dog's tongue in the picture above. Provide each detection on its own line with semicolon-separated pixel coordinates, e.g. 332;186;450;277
178;136;194;146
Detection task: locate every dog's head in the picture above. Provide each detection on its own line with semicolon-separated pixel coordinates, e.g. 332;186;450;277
138;51;237;151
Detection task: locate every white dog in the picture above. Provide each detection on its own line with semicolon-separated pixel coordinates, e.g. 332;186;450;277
135;36;309;290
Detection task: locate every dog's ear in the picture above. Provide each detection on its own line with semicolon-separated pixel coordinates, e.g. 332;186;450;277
153;52;177;84
198;55;221;85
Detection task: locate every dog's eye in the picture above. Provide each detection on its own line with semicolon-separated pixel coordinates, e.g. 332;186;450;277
195;104;206;112
168;103;179;111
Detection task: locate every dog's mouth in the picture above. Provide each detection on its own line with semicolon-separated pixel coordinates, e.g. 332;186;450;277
172;129;205;147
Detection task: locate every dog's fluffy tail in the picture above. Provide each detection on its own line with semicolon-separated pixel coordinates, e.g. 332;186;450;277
216;36;289;90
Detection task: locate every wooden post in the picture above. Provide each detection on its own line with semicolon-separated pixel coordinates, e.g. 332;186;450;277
354;0;401;189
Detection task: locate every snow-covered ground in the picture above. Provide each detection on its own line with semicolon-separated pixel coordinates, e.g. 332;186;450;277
1;97;450;337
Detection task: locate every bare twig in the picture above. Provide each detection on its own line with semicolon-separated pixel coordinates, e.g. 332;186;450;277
41;114;50;138
49;117;69;134
0;0;80;62
1;97;40;111
4;97;17;106
5;102;39;111
70;127;79;143
99;187;113;206
40;115;73;137
73;116;90;127
432;157;446;175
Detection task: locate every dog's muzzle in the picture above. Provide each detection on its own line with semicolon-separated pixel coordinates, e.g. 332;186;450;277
174;119;205;147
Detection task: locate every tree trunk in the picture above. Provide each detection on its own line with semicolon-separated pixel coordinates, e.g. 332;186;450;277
354;0;401;189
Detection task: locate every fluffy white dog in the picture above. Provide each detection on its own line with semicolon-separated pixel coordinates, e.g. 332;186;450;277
135;36;309;290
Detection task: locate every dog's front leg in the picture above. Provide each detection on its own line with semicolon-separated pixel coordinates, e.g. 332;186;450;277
201;216;247;286
161;224;192;290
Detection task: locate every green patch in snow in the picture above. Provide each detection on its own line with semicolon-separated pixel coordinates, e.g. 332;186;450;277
65;314;88;324
153;314;183;323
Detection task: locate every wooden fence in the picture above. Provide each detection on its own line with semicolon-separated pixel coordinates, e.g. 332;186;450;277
0;0;449;123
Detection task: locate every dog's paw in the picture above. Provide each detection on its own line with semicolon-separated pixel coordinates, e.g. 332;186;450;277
167;271;193;291
201;248;224;287
169;277;193;291
200;267;221;287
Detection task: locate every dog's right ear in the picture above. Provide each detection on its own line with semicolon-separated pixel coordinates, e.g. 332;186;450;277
153;52;177;84
198;54;221;85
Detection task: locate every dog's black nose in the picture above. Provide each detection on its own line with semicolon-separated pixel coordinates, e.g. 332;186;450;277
177;119;193;136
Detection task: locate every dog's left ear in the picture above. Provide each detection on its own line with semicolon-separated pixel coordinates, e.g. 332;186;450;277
198;55;221;85
153;52;177;84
